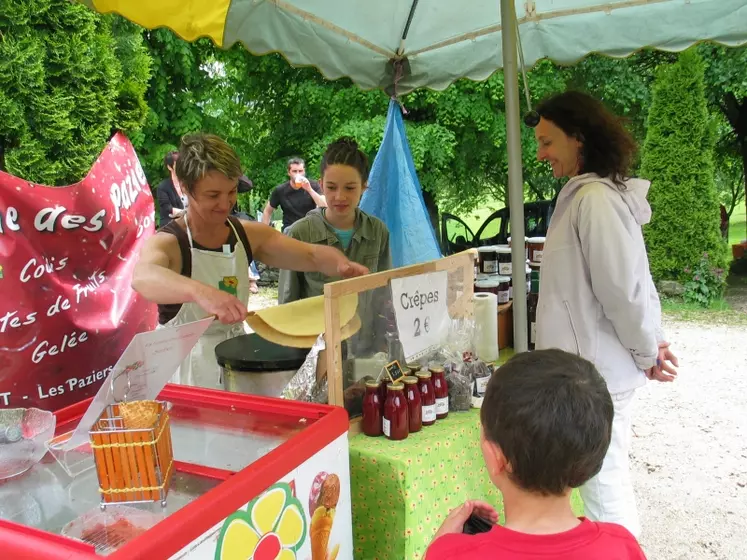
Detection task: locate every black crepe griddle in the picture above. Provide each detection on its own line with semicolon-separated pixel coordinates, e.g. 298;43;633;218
215;333;310;372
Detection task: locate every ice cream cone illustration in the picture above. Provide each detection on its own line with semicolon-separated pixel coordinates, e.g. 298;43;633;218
310;506;335;560
309;472;341;560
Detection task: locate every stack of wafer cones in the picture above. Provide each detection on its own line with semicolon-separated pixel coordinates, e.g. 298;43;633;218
119;401;159;430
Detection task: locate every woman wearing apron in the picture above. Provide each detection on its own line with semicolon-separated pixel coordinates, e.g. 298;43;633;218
132;133;369;390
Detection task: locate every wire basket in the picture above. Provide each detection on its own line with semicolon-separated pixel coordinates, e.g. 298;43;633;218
88;401;174;507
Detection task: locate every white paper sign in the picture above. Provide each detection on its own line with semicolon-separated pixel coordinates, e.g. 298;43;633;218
390;271;449;361
64;317;213;450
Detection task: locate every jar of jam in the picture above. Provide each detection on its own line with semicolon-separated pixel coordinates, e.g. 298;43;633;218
383;383;409;441
430;366;449;420
416;372;437;426
495;245;512;276
362;381;383;437
477;246;498;273
377;379;387;415
407;363;422;374
402;376;422;433
496;275;511;304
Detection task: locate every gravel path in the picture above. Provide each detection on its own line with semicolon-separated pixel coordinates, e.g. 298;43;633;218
633;320;747;560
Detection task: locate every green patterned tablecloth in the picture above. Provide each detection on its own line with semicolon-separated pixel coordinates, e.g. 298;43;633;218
349;409;584;560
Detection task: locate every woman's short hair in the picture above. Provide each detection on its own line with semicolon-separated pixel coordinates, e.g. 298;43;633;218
175;133;242;195
537;91;637;183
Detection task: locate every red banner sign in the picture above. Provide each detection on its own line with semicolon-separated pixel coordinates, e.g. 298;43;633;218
0;132;157;411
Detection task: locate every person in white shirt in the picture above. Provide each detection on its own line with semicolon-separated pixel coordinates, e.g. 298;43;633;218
532;91;679;538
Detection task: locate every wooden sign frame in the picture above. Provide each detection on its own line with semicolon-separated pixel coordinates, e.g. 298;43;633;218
322;250;477;428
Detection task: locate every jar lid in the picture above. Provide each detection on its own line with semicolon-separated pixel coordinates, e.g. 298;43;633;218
529;261;542;268
365;380;381;388
406;363;421;371
429;366;444;374
475;277;501;288
215;333;309;371
527;236;546;243
477;246;495;253
496;275;511;283
402;376;419;385
416;372;432;379
494;246;511;254
387;383;405;390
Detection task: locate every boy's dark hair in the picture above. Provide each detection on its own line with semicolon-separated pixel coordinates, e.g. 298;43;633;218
536;91;637;184
164;150;179;169
480;349;613;496
320;137;370;183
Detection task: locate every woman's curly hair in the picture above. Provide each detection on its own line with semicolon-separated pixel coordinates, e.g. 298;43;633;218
537;91;637;184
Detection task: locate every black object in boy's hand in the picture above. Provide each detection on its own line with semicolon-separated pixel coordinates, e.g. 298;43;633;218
462;513;494;535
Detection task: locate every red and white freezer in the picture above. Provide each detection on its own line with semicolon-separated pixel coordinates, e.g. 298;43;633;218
0;385;352;560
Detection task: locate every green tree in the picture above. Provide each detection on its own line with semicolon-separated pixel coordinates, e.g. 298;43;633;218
133;30;213;185
0;0;151;185
700;44;747;238
641;48;727;286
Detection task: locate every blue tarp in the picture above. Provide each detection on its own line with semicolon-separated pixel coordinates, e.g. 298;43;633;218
361;100;442;268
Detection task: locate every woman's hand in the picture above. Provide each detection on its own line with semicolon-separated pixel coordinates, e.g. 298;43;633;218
193;284;247;324
432;500;499;541
645;341;678;382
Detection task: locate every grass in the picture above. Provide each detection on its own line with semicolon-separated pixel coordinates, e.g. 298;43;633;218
460;200;505;233
661;296;747;326
727;203;746;245
257;285;279;301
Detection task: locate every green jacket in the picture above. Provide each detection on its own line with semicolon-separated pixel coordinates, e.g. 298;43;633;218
278;208;391;353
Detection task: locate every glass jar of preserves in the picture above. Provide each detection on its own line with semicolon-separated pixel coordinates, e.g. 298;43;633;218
416;372;437;427
377;379;388;414
407;363;422;374
383;383;409;441
362;381;383;437
402;376;422;433
430;366;449;420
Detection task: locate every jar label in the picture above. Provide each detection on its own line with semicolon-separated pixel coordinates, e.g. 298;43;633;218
499;263;512;275
533;249;543;262
475;376;490;395
436;397;449;414
484;261;498;273
422;404;437;422
498;290;510;304
530;322;537;344
508;286;513;300
383;418;391;437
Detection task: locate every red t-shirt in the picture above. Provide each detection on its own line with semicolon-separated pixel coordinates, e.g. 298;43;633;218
425;518;646;560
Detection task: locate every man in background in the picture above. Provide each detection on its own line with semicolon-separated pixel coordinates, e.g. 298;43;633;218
262;157;326;232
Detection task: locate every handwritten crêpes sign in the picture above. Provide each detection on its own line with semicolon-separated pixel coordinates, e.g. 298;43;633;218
0;132;158;411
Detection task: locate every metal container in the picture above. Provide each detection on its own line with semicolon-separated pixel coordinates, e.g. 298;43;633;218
215;333;309;397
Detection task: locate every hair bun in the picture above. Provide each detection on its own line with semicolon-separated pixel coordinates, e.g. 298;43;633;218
334;136;359;149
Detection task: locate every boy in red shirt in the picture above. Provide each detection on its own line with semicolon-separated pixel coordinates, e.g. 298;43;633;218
426;349;646;559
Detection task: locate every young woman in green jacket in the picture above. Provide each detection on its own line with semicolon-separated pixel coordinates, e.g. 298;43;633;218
278;137;391;352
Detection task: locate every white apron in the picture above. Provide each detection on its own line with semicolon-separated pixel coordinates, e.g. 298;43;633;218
162;215;250;390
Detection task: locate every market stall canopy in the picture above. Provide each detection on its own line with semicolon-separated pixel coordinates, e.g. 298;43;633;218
84;0;747;93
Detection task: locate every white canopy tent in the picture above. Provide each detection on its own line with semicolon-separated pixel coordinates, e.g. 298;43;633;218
85;0;747;349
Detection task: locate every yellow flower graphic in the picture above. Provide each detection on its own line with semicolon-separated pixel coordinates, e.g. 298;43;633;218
215;483;306;560
224;276;239;288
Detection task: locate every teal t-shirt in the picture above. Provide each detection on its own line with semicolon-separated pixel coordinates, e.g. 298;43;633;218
332;226;354;250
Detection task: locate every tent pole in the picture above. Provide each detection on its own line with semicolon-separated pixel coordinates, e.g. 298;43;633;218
500;0;528;353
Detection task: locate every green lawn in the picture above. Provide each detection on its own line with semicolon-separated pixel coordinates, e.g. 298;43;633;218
727;203;746;245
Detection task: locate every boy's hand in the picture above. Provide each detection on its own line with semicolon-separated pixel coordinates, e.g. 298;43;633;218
432;500;499;540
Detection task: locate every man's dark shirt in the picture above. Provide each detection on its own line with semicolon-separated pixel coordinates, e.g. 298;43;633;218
269;180;322;231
